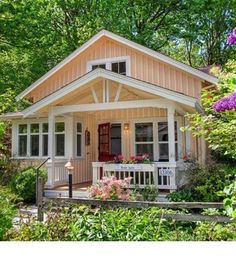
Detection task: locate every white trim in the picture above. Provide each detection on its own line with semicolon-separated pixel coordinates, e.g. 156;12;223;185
168;107;176;163
87;56;131;77
90;86;98;103
16;29;217;100
52;99;170;115
74;119;84;159
22;69;198;117
114;83;122;102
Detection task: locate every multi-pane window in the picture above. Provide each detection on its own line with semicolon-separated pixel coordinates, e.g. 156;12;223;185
55;122;65;156
111;61;126;75
30;124;39;156
76;122;82;157
42;123;48;156
18;124;27;156
158;121;178;161
92;64;106;70
135;123;153;160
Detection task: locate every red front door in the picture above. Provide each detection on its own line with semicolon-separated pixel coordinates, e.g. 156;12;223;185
98;123;113;162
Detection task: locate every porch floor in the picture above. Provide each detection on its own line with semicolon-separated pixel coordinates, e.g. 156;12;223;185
44;182;92;198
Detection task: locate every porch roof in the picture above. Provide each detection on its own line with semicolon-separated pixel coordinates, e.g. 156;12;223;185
2;68;202;119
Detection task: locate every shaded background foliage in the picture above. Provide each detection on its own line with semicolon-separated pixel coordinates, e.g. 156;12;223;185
0;0;236;95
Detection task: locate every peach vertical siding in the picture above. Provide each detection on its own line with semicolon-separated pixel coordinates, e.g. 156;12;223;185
27;36;203;102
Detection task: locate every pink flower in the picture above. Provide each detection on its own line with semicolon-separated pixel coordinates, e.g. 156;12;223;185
117;154;124;160
136;155;143;161
129;156;135;161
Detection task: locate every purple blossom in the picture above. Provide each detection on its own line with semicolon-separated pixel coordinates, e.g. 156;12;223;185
213;92;236;112
227;28;236;45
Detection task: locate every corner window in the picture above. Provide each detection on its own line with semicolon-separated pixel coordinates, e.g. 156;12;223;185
111;61;126;75
55;122;65;156
30;124;39;156
18;124;27;156
158;121;178;161
135;123;153;160
76;122;82;157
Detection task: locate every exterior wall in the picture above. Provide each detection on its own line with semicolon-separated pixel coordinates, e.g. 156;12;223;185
12;107;200;185
27;36;203;102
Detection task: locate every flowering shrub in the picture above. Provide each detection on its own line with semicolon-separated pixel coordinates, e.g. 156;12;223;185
227;27;236;45
213;91;236;112
89;176;132;200
111;154;151;164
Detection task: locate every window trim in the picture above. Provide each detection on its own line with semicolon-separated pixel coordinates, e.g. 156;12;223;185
55;122;65;157
87;56;131;76
29;123;40;157
13;119;66;159
131;117;182;162
134;122;154;160
74;121;84;159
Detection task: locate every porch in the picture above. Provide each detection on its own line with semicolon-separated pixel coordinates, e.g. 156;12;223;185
18;69;202;191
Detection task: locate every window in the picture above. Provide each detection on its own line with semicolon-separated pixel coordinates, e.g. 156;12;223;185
76;122;82;157
42;123;48;156
87;56;130;76
111;61;126;75
30;124;39;156
18;124;27;156
111;124;122;155
92;64;106;70
55;122;65;156
135;123;153;160
158;121;178;161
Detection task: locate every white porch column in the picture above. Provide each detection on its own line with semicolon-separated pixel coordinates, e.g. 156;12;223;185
65;115;74;159
168;107;176;163
46;109;55;188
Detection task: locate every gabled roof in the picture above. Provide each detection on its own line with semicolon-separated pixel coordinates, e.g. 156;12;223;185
16;29;218;101
21;68;200;118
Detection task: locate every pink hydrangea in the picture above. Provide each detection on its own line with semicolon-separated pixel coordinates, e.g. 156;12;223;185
89;176;132;201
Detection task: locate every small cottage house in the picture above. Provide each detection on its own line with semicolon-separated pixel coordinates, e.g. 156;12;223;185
3;30;218;191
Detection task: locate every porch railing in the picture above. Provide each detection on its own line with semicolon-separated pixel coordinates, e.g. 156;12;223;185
92;162;179;190
46;160;68;187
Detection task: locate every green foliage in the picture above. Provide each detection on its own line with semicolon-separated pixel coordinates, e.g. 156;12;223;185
168;162;236;202
194;222;236;241
132;186;159;201
167;189;196;202
0;155;20;185
6;205;236;241
10;166;47;202
183;61;236;160
0;0;235;97
0;186;21;240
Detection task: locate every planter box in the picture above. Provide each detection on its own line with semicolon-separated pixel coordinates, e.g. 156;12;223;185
103;163;155;172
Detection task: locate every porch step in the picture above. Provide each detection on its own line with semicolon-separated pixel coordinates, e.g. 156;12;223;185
157;193;169;202
44;189;89;198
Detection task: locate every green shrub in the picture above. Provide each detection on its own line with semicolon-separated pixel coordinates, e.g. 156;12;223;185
10;166;47;202
0;154;20;186
168;162;236;202
132;186;158;201
0;186;21;240
167;189;196;202
6;206;195;241
6;205;236;241
193;222;236;241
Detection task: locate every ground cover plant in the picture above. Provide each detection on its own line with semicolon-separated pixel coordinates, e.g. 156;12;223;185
5;205;236;241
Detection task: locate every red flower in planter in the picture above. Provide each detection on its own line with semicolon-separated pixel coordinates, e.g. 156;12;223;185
182;155;188;162
129;156;135;161
136;155;143;161
117;154;124;161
